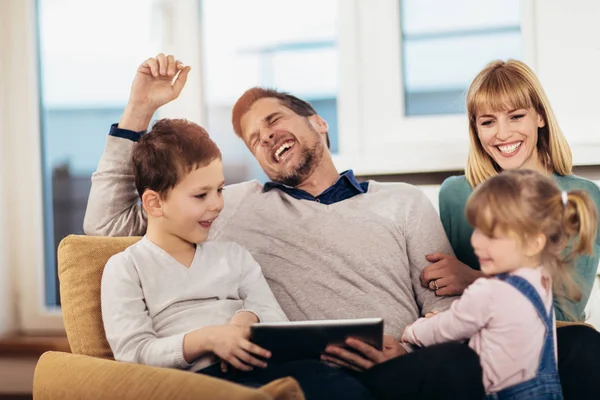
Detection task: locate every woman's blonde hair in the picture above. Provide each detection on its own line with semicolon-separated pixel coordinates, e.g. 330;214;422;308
466;169;597;318
465;60;572;187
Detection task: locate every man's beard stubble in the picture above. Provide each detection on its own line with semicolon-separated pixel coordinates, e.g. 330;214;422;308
274;132;324;187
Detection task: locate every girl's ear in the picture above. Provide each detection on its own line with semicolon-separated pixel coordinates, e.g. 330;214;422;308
524;232;547;257
141;189;164;217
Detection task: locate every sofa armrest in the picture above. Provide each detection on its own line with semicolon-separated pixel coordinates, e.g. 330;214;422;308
34;351;304;400
556;321;595;329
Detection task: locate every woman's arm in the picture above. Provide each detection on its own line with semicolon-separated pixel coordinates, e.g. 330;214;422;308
419;176;483;296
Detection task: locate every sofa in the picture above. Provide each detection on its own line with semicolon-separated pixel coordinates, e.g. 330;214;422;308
33;235;305;400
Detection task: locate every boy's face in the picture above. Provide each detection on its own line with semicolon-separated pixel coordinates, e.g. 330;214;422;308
160;158;225;244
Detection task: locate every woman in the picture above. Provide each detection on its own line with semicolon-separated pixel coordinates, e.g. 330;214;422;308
421;59;600;399
425;59;600;321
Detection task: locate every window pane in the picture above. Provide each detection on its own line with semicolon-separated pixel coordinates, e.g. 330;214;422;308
400;0;522;116
37;0;162;306
201;0;339;184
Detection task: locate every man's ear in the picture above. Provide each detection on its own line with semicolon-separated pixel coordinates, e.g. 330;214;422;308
308;114;329;135
524;233;546;257
141;189;164;217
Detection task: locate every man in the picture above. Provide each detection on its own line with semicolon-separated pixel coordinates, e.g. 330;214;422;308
85;54;484;399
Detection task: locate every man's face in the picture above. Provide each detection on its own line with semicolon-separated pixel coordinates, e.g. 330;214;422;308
240;98;328;186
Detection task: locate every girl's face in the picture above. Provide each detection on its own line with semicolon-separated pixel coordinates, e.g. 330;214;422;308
475;107;546;172
471;228;545;275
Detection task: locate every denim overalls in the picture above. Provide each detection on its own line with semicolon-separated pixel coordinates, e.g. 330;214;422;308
486;274;563;400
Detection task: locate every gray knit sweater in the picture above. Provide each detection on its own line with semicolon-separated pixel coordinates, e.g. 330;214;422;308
85;136;455;339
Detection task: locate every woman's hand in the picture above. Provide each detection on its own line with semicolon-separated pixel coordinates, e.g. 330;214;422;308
321;335;407;372
420;253;483;296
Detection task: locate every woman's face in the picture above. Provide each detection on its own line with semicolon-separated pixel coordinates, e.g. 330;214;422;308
475;107;546;172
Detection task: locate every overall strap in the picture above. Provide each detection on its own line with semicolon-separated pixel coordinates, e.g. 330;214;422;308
496;274;558;375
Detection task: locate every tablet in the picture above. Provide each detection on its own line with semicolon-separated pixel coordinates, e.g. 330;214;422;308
249;318;384;362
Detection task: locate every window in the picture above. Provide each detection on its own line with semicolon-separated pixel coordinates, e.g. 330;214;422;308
400;0;522;116
335;0;526;175
200;0;339;183
36;0;165;309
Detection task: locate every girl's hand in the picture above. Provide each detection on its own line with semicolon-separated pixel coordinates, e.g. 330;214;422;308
401;325;412;343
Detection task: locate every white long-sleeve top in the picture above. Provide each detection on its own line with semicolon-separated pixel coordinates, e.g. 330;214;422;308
101;236;287;371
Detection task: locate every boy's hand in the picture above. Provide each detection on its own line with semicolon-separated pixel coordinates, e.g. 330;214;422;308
119;54;191;131
209;325;271;372
229;311;259;327
221;311;260;372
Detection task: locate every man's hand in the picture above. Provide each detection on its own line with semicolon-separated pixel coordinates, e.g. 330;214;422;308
321;335;406;372
119;54;191;131
420;253;483;296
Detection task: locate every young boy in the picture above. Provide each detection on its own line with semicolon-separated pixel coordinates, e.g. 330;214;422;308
100;118;372;400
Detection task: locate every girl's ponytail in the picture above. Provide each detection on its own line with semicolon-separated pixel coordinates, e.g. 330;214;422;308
562;190;598;256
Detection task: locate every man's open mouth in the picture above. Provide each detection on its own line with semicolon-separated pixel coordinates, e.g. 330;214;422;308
273;140;295;163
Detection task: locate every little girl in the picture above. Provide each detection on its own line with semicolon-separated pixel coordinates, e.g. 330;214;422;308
403;169;597;399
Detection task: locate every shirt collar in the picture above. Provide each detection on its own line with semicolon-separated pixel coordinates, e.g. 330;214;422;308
263;169;365;197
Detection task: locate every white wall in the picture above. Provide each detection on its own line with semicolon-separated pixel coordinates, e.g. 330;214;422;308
0;0;17;336
534;0;600;150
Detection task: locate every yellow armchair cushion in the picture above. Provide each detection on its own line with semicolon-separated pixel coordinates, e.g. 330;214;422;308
58;235;141;358
34;351;304;400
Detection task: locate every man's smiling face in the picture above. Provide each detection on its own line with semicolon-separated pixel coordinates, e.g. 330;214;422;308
240;97;328;186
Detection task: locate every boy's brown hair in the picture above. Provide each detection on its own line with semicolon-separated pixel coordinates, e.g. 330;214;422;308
232;87;330;149
132;118;221;198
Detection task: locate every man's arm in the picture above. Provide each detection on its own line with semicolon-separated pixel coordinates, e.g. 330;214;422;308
83;132;147;236
405;187;457;315
235;244;288;323
83;54;190;236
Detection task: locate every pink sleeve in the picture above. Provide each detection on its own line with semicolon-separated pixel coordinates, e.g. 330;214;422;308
404;278;493;347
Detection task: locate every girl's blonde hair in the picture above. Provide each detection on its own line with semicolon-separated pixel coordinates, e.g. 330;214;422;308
465;60;572;187
465;169;597;316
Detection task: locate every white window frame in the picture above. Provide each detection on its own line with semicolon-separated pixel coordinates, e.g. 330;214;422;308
2;0;64;333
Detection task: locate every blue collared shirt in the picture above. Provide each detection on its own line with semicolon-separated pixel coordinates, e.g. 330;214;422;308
109;124;368;205
263;171;368;205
